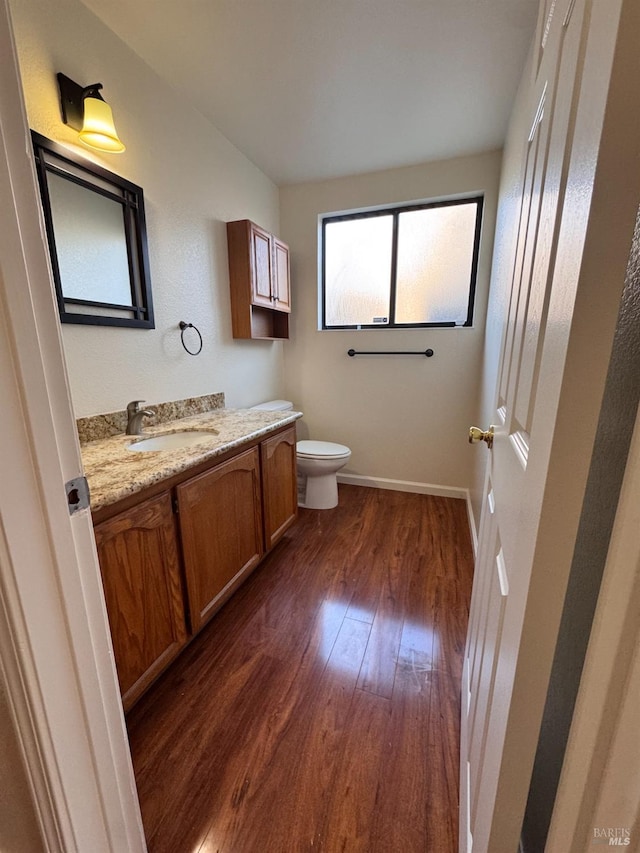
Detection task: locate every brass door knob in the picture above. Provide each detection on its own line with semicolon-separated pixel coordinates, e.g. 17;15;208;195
469;425;494;449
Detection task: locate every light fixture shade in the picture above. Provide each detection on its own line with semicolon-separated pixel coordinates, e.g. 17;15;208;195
78;96;126;153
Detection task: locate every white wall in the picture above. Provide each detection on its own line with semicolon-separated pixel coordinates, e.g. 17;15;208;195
10;0;284;417
280;152;501;492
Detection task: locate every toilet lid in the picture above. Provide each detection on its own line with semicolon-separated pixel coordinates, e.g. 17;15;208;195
250;400;293;411
297;440;351;459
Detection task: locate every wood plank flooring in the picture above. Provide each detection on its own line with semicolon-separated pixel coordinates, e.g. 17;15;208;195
126;485;474;853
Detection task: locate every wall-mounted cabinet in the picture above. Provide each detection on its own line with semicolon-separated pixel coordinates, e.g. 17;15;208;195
227;219;291;339
92;425;298;710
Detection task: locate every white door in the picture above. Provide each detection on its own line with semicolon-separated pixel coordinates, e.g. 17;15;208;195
460;0;640;850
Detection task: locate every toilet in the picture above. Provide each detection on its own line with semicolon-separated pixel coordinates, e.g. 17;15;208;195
250;401;351;509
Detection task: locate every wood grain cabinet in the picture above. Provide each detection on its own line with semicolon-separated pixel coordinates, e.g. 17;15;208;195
261;426;297;550
271;236;291;313
227;219;291;339
177;447;264;632
93;492;187;711
93;425;298;708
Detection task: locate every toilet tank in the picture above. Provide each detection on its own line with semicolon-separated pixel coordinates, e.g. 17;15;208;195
250;400;294;412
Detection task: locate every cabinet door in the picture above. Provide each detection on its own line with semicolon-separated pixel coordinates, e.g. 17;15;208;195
272;237;291;313
250;222;274;308
94;492;187;711
261;427;298;550
177;447;263;631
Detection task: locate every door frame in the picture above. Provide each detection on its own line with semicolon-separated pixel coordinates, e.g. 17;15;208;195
545;400;640;850
0;0;145;849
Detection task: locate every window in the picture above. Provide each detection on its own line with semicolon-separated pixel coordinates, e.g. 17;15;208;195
321;196;483;330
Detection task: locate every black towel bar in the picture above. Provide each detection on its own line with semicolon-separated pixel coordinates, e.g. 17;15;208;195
347;348;434;357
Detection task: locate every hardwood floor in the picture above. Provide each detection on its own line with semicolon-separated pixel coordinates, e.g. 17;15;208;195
126;485;474;853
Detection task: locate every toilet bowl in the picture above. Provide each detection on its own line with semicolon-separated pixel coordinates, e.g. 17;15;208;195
296;439;351;509
250;401;351;509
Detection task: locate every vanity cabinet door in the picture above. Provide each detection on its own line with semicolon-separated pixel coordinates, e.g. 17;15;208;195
177;447;264;631
261;426;298;550
94;492;187;711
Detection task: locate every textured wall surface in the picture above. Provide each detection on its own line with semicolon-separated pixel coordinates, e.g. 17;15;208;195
11;0;283;417
280;151;501;492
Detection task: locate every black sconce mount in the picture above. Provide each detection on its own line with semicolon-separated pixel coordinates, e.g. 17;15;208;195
57;72;104;131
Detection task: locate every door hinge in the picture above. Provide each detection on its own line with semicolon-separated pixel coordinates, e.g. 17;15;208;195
172;495;179;514
66;476;90;514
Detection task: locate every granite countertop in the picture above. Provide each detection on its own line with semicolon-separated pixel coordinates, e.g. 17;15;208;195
81;408;302;511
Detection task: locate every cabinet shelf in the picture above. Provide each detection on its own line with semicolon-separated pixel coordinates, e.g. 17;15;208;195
249;305;290;340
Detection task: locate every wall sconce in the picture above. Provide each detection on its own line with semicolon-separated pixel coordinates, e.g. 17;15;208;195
57;72;125;153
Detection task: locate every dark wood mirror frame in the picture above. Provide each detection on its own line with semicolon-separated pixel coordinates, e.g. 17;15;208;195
31;131;154;329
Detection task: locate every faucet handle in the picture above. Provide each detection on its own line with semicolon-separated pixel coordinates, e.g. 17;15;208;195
127;399;146;416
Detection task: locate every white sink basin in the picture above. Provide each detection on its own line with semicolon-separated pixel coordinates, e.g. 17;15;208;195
127;430;219;452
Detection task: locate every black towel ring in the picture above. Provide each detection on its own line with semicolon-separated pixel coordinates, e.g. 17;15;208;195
179;321;203;356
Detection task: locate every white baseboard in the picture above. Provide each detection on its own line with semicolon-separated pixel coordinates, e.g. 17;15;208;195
336;473;467;501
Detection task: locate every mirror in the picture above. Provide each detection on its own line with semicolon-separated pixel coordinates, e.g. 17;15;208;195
31;131;154;328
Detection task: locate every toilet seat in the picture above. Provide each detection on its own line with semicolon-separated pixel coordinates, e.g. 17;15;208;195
296;440;351;460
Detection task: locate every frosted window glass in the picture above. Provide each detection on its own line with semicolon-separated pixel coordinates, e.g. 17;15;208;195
395;204;477;324
325;216;393;326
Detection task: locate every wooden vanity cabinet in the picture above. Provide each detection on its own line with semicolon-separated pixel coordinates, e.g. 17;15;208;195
227;219;291;339
176;447;264;632
93;492;187;711
93;424;298;708
261;426;297;550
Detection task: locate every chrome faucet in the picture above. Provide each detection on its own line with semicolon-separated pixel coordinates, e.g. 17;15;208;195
126;400;155;435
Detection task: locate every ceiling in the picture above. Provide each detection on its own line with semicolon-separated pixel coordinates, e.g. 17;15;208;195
79;0;540;186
